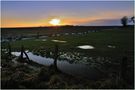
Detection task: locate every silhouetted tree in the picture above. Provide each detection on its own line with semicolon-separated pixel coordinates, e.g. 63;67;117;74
130;16;134;23
121;16;128;27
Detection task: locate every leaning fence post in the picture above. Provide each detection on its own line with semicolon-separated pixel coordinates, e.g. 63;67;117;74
23;51;30;62
20;45;30;62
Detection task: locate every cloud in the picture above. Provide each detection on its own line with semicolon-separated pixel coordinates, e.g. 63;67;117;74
80;18;134;26
89;19;121;26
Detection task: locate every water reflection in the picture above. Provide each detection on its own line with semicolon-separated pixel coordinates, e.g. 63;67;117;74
51;40;67;43
11;52;54;66
77;45;95;49
107;45;116;48
35;39;47;41
11;51;104;79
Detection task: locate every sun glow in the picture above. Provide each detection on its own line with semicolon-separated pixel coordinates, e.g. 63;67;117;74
49;18;61;26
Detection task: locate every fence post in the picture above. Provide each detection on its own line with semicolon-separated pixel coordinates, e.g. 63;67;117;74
23;51;30;62
8;43;11;57
20;45;24;59
20;45;30;62
120;56;128;81
54;45;59;70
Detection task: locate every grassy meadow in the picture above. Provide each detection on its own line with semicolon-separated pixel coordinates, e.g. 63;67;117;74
2;26;133;57
1;26;134;89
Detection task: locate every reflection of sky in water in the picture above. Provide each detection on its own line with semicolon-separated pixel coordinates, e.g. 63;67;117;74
77;45;95;49
12;52;101;79
51;40;67;43
11;52;53;66
107;45;116;48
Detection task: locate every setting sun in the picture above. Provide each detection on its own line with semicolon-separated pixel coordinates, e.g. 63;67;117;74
49;18;60;26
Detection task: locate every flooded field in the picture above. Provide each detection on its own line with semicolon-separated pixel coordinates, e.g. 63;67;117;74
1;0;134;88
12;51;105;80
1;26;134;89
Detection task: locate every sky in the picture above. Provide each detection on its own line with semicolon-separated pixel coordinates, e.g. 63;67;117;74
1;1;134;27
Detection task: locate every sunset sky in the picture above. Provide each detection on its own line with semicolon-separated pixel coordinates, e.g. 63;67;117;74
1;1;134;28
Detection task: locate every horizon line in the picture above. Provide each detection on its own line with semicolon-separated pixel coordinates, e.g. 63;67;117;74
1;25;134;29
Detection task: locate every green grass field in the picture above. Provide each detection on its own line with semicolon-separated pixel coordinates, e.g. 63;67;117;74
3;27;133;58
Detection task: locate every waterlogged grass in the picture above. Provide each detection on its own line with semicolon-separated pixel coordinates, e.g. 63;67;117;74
4;28;133;58
1;27;134;89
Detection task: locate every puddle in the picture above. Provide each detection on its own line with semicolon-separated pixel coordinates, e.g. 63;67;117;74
77;45;95;49
2;49;7;52
52;34;55;37
65;33;69;35
11;51;102;80
56;34;60;36
1;39;10;42
22;38;32;40
35;39;47;41
52;40;67;43
71;33;75;35
11;52;54;66
35;39;40;41
39;36;48;39
42;39;47;41
108;45;116;48
25;50;29;53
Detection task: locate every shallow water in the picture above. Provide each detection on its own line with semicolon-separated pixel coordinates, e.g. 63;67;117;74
35;39;47;41
51;40;67;43
107;45;116;48
42;39;47;41
11;51;102;79
77;45;95;49
22;38;32;40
